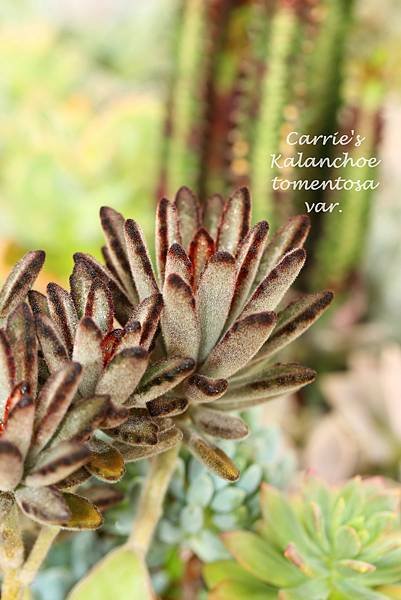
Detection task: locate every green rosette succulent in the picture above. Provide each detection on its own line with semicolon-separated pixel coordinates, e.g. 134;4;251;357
205;477;401;600
156;422;296;564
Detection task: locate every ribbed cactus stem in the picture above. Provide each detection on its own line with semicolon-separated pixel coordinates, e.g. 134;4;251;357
163;0;208;196
250;3;300;224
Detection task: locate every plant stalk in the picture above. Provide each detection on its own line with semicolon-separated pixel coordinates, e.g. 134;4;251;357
127;445;180;557
2;569;23;600
19;526;59;587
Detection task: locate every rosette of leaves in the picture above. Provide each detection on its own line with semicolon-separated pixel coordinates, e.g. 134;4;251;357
0;301;107;531
90;186;333;481
28;263;166;485
205;477;401;600
156;424;296;564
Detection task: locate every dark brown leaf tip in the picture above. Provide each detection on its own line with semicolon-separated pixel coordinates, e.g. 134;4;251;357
146;396;188;417
210;251;235;265
235;311;277;329
168;242;191;262
188;374;228;396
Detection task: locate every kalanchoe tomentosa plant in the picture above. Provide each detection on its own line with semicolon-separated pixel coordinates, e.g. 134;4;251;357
82;186;333;481
0;251;123;531
205;477;401;600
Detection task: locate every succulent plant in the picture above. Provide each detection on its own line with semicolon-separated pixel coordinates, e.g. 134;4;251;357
84;186;334;481
156;421;297;564
205;476;401;600
305;345;401;484
0;300;107;532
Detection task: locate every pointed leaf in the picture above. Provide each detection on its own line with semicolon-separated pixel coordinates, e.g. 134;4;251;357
47;283;78;354
204;193;225;238
162;273;200;359
96;347;148;405
28;290;49;317
124;219;159;301
165;243;192;287
253;215;310;291
0;251;45;320
183;427;239;481
226;221;269;325
242;248;306;317
174;186;201;250
217;188;251;254
250;291;334;367
15;486;71;525
197;251;236;362
6;303;38;396
217;364;316;410
35;313;69;373
25;441;90;487
130;357;195;406
183;374;228;403
191;406;248;439
115;427;182;462
130;293;163;350
2;393;34;459
189;228;215;286
155;197;181;283
33;362;82;455
73;253;133;326
100;206;138;302
72;317;103;397
201;312;277;379
50;395;111;445
84;280;113;334
223;531;304;587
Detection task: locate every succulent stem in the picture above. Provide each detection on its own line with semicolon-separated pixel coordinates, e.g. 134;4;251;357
1;569;22;600
127;444;180;557
19;526;60;588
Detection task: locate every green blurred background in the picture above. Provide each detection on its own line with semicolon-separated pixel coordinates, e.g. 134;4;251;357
1;0;400;311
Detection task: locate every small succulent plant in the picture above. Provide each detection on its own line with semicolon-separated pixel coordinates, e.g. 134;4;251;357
205;477;401;600
156;422;296;564
0;299;110;532
75;186;333;481
305;345;401;483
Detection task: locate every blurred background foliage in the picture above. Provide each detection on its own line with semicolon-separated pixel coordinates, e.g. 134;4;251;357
1;1;401;598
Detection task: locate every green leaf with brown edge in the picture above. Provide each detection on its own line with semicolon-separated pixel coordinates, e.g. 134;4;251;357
222;531;305;588
203;560;263;589
67;546;153;600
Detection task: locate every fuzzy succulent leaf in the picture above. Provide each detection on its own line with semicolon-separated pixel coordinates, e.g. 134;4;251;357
0;250;45;322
